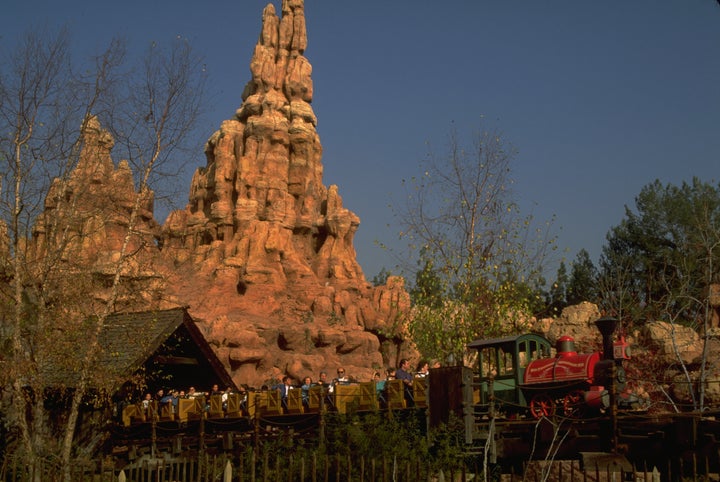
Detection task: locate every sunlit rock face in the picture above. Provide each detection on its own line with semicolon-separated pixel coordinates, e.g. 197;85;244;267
156;0;413;386
22;0;414;389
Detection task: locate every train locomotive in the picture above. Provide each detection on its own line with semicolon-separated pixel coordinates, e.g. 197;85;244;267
468;316;634;419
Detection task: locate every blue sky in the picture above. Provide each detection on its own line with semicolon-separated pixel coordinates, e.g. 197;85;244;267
3;1;720;283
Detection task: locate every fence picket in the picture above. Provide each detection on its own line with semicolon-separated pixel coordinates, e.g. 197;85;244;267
3;445;716;481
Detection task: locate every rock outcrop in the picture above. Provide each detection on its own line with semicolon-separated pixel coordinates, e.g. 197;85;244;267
20;0;412;388
27;115;170;311
542;301;603;352
155;0;411;386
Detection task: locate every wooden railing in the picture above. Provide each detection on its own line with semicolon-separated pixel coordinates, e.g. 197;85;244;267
121;379;429;427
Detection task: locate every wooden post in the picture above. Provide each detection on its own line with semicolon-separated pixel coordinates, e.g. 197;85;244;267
312;452;317;482
151;417;157;459
262;450;268;482
610;362;618;453
199;413;206;480
319;387;326;449
251;447;256;482
488;377;495;418
224;459;232;482
254;393;261;454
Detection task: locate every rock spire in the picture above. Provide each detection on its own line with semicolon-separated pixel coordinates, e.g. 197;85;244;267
21;0;413;388
158;0;412;385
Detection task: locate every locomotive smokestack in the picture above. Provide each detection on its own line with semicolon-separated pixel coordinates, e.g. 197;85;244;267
594;316;619;360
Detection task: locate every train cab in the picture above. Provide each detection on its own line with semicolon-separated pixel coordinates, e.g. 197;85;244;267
468;333;552;415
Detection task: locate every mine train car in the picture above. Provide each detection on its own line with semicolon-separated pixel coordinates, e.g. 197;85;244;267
467;316;635;419
115;316;641;461
119;318;631;432
120;376;429;428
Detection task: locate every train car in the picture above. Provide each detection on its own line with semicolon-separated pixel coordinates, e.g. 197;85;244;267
467;316;632;419
468;333;553;416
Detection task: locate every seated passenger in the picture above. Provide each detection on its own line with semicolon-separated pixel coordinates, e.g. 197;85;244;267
395;359;414;407
238;385;249;411
221;386;233;410
317;371;330;388
141;392;152;411
301;376;313;407
160;390;179;413
316;371;334;406
186;386;201;399
333;367;350;386
415;360;430;378
277;376;293;410
373;371;386;398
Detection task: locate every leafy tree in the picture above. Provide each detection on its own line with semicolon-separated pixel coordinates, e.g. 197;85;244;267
545;261;568;315
409;249;445;309
0;27;206;479
567;248;598;305
599;178;720;325
598;178;720;410
395;126;555;363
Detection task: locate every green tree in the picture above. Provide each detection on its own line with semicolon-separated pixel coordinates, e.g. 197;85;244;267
396;126;554;363
599;178;720;325
567;249;598;305
598;177;720;411
409;249;445;309
545;261;568;316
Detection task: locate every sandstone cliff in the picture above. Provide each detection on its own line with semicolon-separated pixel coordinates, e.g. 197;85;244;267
21;0;412;388
157;0;412;386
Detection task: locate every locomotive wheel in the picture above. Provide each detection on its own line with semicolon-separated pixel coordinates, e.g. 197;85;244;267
529;394;555;419
562;390;586;418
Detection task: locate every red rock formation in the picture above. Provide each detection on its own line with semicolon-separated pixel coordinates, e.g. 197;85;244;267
21;0;412;388
27;115;168;310
157;0;412;386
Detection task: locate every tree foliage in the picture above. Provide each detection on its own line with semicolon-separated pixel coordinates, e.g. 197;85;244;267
567;249;598;306
545;260;568;316
396;126;554;362
599;178;720;325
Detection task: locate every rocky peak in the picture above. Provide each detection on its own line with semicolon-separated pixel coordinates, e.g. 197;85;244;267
27;115;167;310
158;0;412;386
20;1;413;388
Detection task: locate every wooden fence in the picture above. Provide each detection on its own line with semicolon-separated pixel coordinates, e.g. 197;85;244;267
3;449;718;482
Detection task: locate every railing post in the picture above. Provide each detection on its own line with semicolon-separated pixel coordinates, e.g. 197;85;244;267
222;459;231;482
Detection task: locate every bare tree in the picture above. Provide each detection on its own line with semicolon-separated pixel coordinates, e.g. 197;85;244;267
0;28;206;479
394;125;555;362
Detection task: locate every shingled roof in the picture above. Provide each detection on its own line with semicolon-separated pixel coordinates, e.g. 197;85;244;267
43;307;235;394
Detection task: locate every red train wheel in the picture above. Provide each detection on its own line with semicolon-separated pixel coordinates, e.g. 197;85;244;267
529;394;555;419
563;390;586;418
